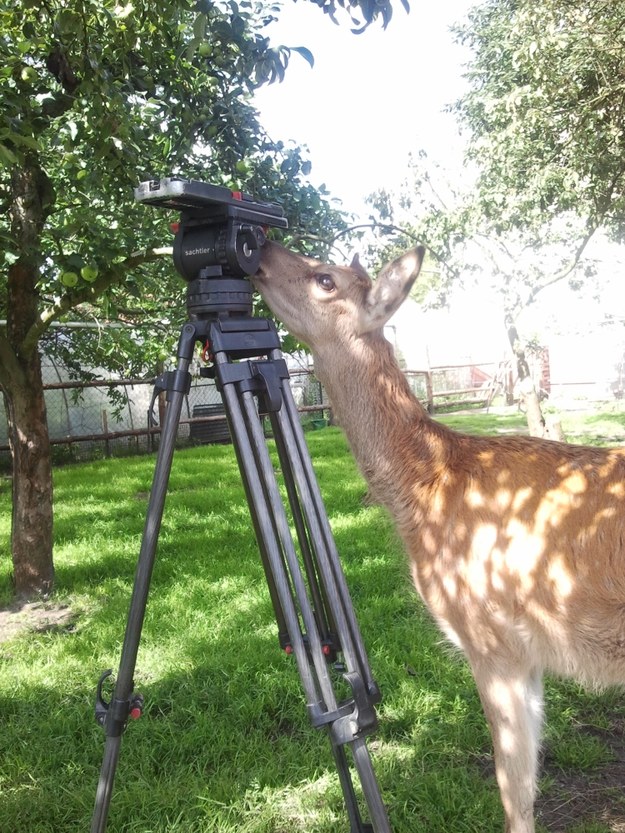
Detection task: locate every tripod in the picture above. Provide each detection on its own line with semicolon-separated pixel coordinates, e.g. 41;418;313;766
90;270;392;832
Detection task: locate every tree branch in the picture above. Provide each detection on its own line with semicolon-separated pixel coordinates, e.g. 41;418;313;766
525;224;598;306
21;247;172;354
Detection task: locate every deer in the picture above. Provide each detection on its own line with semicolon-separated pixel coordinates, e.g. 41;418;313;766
252;241;625;833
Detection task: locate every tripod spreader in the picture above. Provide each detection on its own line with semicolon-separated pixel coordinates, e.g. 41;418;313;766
90;311;392;833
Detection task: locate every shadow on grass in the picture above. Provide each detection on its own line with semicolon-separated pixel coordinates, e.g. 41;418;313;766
1;466;503;833
4;433;624;831
0;603;502;833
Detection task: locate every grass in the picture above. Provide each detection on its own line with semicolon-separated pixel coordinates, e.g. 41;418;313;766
1;410;625;832
436;401;625;445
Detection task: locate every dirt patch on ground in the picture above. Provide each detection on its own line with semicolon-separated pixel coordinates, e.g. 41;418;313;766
537;723;625;832
475;713;625;832
0;601;76;643
537;765;625;832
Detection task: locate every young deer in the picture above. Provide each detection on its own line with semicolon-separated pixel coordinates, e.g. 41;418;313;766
253;241;625;833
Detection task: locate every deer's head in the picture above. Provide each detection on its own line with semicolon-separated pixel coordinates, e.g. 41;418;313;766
252;241;425;352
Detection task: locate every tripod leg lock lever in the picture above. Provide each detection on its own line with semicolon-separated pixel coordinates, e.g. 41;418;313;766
148;369;193;426
95;670;144;738
330;671;379;745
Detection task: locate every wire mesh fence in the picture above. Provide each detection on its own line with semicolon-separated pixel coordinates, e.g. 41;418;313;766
0;355;329;472
3;337;623;475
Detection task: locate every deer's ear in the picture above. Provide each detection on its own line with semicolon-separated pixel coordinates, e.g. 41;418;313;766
349;253;370;280
359;246;425;333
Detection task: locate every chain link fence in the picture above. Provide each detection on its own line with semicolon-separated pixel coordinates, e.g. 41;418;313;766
4;335;625;474
0;355;328;472
0;356;519;472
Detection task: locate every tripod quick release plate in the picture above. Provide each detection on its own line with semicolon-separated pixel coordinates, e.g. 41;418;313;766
135;177;288;228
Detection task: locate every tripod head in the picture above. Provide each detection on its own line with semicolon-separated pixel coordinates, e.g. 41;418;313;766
135;177;288;317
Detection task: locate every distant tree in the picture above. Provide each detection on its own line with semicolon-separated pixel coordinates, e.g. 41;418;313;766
453;0;625;241
365;153;590;438
2;0;411;598
363;0;625;434
449;0;625;432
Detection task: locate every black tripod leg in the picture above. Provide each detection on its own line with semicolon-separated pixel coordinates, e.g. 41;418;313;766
278;376;378;693
262;366;391;832
351;736;391;832
217;374;328;708
239;393;373;833
214;356;390;832
90;324;197;833
331;741;371;833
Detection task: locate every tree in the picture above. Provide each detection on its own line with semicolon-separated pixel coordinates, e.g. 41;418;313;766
453;0;625;240
448;0;625;432
363;1;625;435
364;152;591;438
1;0;406;598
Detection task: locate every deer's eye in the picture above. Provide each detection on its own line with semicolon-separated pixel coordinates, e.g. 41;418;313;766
315;273;335;292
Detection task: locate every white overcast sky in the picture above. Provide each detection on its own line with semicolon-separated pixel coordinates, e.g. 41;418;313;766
255;0;474;221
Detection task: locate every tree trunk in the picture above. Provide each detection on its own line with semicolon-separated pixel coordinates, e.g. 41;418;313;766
517;374;548;437
1;154;56;597
1;352;54;597
506;318;565;442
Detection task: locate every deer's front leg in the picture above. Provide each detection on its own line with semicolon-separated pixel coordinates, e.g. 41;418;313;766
472;660;544;833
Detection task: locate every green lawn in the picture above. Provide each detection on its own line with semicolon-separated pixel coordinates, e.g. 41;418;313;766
1;414;624;832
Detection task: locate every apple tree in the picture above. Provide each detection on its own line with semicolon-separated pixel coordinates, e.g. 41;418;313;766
2;0;401;598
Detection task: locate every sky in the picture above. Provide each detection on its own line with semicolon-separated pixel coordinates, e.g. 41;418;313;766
253;1;511;366
255;0;474;222
253;1;512;366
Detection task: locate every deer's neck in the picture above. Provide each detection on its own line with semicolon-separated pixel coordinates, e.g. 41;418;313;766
313;332;451;512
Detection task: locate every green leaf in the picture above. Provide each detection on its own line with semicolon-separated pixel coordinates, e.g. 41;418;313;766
193;13;207;39
2;0;349;391
0;143;18;166
290;46;314;68
231;15;246;38
10;133;40;150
